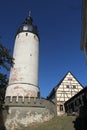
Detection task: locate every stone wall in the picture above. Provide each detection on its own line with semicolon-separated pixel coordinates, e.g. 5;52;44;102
4;97;56;130
5;96;56;114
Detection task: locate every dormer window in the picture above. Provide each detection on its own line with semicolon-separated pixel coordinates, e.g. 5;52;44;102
23;25;28;31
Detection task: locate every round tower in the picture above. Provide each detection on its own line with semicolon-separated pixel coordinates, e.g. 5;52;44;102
5;15;40;98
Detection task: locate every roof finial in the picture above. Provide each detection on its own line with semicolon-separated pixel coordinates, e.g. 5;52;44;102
29;11;31;17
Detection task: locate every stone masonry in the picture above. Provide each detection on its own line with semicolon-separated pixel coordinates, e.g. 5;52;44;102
4;97;56;130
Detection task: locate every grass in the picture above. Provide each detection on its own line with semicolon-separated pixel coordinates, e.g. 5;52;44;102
24;115;76;130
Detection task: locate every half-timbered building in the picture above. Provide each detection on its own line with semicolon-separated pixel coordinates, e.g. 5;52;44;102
47;71;83;116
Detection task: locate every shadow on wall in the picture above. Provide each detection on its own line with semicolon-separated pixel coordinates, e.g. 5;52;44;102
0;105;6;130
73;107;87;130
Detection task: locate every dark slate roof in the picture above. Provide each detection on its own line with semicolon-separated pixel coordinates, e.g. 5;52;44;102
16;16;39;38
47;71;84;99
64;86;87;106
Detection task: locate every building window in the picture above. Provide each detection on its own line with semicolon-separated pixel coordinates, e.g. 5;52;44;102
66;85;69;88
73;85;76;89
68;78;72;81
60;105;63;111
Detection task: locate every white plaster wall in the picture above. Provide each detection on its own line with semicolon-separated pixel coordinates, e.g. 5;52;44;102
6;84;39;97
6;32;39;97
9;32;39;85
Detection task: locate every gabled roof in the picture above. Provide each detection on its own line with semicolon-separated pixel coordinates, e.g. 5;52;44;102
47;71;84;99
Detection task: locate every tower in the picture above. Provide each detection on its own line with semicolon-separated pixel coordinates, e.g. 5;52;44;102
4;15;56;130
5;15;40;98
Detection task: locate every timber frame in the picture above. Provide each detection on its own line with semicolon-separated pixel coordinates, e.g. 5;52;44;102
47;71;83;116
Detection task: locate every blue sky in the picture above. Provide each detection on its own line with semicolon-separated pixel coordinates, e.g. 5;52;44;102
0;0;87;97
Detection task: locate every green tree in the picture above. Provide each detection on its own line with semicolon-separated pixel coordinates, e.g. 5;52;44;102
0;44;14;102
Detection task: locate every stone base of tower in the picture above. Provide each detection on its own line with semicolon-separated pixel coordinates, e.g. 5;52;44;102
4;97;56;130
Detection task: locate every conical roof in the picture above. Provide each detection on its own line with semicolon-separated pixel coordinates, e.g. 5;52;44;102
16;16;39;37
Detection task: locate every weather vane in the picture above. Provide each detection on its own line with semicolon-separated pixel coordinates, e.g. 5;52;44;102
29;11;31;17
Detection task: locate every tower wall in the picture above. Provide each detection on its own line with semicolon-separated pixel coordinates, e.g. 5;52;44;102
6;32;40;98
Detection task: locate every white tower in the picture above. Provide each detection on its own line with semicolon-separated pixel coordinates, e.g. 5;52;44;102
5;15;40;98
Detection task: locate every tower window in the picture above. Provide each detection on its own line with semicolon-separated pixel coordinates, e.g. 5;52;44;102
26;33;28;36
34;35;38;41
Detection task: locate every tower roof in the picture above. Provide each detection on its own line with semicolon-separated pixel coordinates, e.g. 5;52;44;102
16;16;39;37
